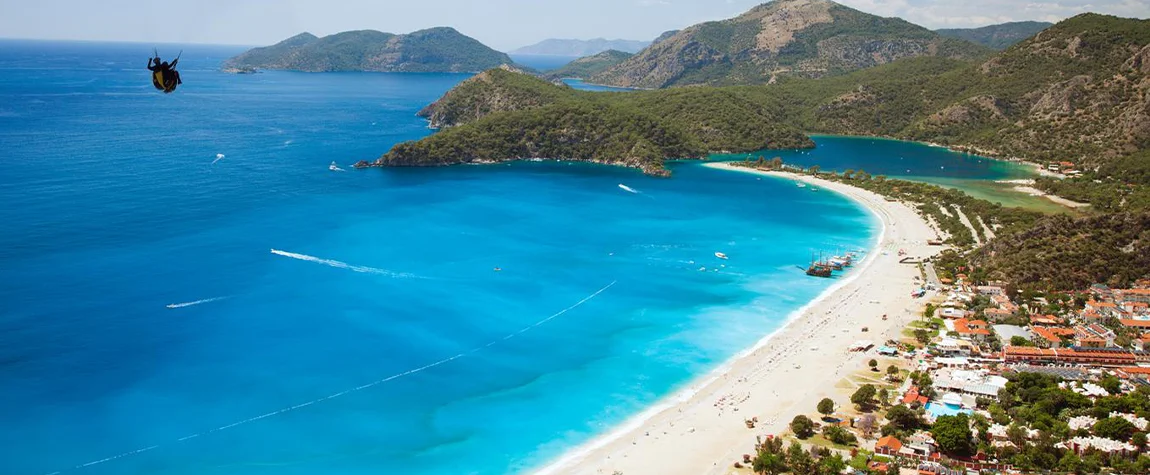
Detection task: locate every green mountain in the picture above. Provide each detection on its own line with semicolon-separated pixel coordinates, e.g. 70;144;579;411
377;13;1150;179
936;21;1053;50
589;0;990;88
222;27;513;73
544;50;634;80
375;67;812;175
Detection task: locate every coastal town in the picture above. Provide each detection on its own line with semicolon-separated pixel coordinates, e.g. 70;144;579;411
735;262;1150;474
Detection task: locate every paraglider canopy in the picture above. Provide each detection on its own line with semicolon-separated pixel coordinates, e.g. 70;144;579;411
148;50;182;93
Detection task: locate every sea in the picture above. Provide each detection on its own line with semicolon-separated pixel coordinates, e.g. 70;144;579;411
1;40;1017;475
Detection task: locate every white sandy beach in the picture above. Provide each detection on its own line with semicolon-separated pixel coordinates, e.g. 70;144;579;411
1012;185;1090;209
536;162;943;475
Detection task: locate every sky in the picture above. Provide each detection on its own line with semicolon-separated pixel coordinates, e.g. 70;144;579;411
0;0;1147;51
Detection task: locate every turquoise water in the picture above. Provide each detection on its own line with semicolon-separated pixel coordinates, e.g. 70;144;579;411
924;401;971;418
0;40;877;475
716;135;1062;211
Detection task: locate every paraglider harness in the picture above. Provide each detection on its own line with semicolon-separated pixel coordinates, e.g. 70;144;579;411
149;49;182;93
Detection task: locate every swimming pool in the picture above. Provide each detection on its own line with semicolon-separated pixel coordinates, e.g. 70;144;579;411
924;401;972;418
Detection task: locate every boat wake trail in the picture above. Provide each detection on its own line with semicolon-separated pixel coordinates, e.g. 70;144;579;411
41;280;617;475
166;297;228;309
618;183;639;194
269;249;418;279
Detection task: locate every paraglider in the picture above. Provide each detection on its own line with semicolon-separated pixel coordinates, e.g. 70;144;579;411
148;50;182;93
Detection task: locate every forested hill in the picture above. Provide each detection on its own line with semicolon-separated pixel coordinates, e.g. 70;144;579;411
935;21;1053;50
543;50;634;80
375;68;813;176
222;27;513;73
384;13;1149;175
589;0;990;88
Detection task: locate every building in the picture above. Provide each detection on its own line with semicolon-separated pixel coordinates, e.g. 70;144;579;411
985;308;1013;321
1029;314;1061;326
1063;436;1137;456
1074;324;1117;348
1031;326;1065;349
1004;346;1139;366
1139;333;1150;352
933;368;1008;399
875;435;903;456
993;324;1030;345
1120;318;1150;331
902;386;929;406
1085;300;1121;318
1118;288;1150;304
954;318;991;342
977;286;1005;296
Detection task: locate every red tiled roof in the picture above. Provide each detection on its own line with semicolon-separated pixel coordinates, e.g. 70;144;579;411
1120;319;1150;328
1032;326;1062;343
955;318;991;335
1050;327;1076;336
876;435;903;451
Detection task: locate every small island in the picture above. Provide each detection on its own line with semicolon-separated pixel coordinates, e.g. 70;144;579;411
221;27;514;73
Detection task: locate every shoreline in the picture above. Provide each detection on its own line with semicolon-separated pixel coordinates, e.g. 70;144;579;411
1012;185;1090;209
535;162;942;475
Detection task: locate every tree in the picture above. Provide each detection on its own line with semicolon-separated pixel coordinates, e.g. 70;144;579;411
1133;432;1147;450
1099;375;1121;395
1006;422;1028;449
791;414;815;439
1057;451;1083;473
843;169;855;180
752;451;787;475
857;414;877;438
933;413;974;457
787;442;814;475
886;364;899;380
914;328;930;345
817;398;835;418
924;303;936;320
818;453;847;475
884;405;922;434
1010;335;1032;346
877;387;890;406
1093;417;1137;441
868;359;878;371
769;156;783;169
851;384;877;410
823;425;857;446
809;165;820;175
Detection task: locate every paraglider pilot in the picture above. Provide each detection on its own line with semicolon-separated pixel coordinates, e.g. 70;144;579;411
148;54;181;93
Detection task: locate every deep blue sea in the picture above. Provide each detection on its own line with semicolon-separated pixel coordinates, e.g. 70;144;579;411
1;40;1013;475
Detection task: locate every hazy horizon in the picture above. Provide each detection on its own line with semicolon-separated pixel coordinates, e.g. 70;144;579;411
0;0;1147;51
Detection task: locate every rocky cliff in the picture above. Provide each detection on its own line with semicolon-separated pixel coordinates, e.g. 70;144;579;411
590;0;989;88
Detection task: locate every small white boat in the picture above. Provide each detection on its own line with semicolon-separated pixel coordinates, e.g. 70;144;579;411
796;183;806;188
714;252;728;260
329;161;345;172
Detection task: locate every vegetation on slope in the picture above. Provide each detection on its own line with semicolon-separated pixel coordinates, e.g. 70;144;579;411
590;0;989;88
544;50;633;80
972;211;1150;290
935;21;1053;50
222;27;513;73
